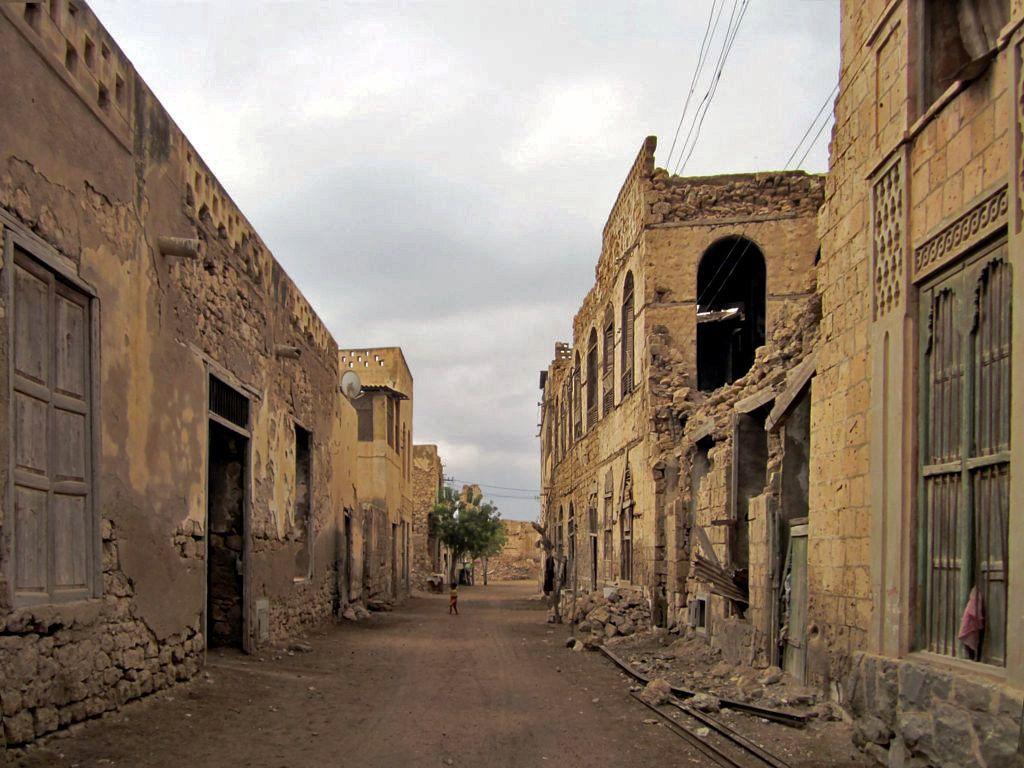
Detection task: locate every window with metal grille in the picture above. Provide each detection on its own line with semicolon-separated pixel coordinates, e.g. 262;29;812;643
918;239;1010;666
602;305;614;416
621;272;635;397
586;328;599;427
209;375;249;429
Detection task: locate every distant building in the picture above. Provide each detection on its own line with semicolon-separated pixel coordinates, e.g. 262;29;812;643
341;348;414;607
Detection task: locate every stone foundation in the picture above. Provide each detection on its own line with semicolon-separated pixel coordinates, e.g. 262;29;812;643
0;522;203;747
847;652;1024;768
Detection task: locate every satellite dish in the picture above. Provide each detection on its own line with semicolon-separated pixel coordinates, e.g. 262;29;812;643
341;370;363;400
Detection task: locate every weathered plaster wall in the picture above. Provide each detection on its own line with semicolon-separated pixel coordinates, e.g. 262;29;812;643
0;1;357;745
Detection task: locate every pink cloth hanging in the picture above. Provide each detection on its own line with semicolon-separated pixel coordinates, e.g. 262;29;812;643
958;587;985;654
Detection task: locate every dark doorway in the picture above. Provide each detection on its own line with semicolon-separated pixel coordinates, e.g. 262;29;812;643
207;420;247;648
696;237;766;391
294;425;311;579
344;513;353;603
731;406;769;576
391;522;399;599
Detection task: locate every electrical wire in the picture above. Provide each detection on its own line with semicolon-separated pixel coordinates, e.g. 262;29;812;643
783;83;838;169
665;0;724;171
676;0;751;175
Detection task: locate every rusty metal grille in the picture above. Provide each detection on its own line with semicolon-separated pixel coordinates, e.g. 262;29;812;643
209;375;249;429
919;243;1010;665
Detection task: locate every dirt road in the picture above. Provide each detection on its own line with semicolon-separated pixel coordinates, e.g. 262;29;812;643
7;582;711;767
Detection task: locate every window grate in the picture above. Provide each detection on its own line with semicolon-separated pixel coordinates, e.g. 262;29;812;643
209;375;249;429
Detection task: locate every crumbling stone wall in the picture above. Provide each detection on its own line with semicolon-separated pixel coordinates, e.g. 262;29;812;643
411;445;443;590
485;520;541;581
1;522;202;745
0;2;359;746
539;137;823;637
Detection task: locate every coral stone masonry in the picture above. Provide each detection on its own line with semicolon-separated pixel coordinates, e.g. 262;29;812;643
539;2;1024;765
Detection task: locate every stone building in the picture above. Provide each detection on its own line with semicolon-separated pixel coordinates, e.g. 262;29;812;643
485;520;541;582
410;443;445;589
818;1;1024;765
0;1;420;747
341;347;414;607
539;136;824;635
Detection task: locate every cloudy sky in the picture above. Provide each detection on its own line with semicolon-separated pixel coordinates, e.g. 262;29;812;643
92;1;840;520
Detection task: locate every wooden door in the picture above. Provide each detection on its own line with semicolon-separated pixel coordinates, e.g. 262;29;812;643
12;248;92;604
783;524;808;682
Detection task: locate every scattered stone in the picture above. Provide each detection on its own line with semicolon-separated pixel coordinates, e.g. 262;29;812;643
288;642;313;654
689;693;721;713
758;666;784;686
572;640;585;653
640;678;672;707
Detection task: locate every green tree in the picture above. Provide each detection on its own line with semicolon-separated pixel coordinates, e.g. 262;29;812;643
433;484;506;584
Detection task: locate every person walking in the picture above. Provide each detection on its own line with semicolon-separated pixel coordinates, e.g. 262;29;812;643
449;582;459;615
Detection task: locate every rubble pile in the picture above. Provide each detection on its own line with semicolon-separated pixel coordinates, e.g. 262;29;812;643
613;630;833;718
486;558;538;581
571;589;651;645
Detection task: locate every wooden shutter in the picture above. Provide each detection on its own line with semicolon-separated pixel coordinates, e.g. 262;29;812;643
602;315;614;416
586;333;598;427
918;240;1011;665
621;276;634;396
12;249;92;603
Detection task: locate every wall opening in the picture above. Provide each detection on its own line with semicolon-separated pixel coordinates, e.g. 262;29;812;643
294;424;312;579
920;1;1008;113
391;522;399;598
207;420;247;649
696;237;766;391
689;436;713;527
778;386;811;681
344;513;353;603
731;405;769;585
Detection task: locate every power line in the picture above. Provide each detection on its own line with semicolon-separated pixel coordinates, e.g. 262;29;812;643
676;0;751;175
665;0;724;171
783;83;838;169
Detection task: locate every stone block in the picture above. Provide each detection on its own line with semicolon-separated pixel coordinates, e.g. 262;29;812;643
3;710;35;745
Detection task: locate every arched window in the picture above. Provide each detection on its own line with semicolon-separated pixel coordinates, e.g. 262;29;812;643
586;328;599;427
696;236;766;391
602;305;615;415
621;272;635;396
572;352;582;439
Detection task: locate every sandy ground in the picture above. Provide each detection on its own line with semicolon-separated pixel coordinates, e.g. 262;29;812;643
5;582;715;768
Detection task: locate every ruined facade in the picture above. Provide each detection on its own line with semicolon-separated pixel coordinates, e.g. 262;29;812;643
539;137;824;641
819;2;1024;765
542;2;1024;764
485;520;541;582
341;347;414;607
0;1;426;747
410;443;445;589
